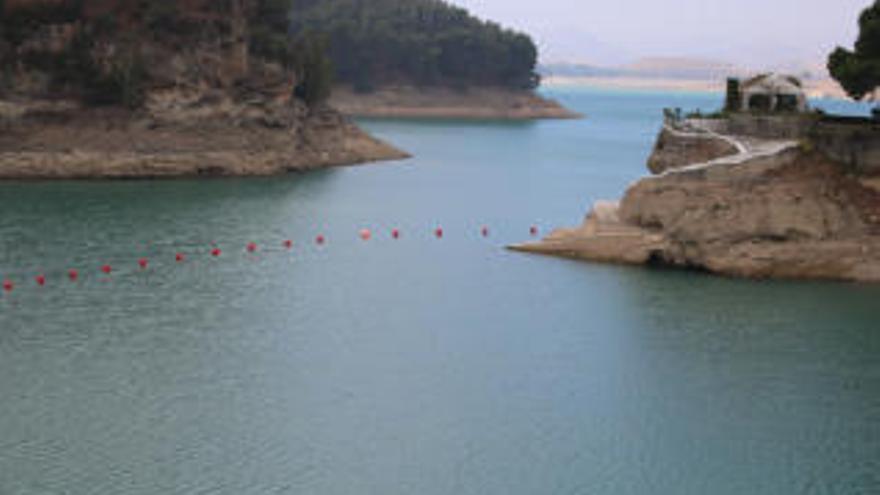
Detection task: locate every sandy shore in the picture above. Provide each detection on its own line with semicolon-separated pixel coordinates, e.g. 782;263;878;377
543;76;848;100
329;86;581;120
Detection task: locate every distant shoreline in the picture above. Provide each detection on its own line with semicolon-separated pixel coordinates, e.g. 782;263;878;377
542;75;848;100
330;85;582;120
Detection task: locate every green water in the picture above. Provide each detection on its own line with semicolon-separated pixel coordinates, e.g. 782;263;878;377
0;89;878;494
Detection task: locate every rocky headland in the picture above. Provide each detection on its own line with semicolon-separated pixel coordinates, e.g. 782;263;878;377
329;85;580;120
512;115;880;282
0;1;407;180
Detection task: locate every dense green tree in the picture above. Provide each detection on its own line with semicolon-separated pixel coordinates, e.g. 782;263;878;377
829;0;880;100
290;32;333;105
288;0;540;90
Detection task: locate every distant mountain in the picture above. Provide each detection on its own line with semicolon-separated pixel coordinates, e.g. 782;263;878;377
621;57;742;79
541;56;831;81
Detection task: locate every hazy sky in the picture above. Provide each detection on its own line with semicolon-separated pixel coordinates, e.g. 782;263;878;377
451;0;870;69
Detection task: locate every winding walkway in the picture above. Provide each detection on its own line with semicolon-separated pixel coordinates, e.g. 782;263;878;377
660;121;799;177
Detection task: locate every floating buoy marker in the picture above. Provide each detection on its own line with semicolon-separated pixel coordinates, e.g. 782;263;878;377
481;226;490;237
138;258;149;270
391;229;400;240
316;235;326;245
435;227;444;239
68;269;79;281
359;229;372;241
530;226;539;237
176;253;185;263
247;242;258;253
35;274;46;287
101;265;113;275
3;279;13;292
283;240;294;249
211;248;222;257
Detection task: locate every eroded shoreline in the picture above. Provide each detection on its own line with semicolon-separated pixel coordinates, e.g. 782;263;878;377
329;86;581;120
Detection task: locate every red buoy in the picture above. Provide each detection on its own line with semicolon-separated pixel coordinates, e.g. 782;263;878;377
211;248;222;257
283;240;294;249
247;242;258;253
68;269;79;281
481;226;490;237
101;264;113;275
35;274;46;287
176;253;185;263
138;258;149;269
391;229;400;240
2;279;13;292
316;235;326;245
435;227;444;239
359;229;372;241
530;225;539;237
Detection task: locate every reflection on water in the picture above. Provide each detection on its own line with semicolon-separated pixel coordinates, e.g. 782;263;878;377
0;89;878;495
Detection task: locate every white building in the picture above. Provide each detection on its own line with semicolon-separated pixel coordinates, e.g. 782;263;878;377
737;73;808;113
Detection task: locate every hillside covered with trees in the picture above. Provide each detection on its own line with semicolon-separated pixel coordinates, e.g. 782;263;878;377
288;0;541;92
0;0;332;107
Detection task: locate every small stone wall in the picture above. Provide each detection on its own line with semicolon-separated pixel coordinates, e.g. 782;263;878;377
687;114;880;176
812;119;880;175
691;114;815;140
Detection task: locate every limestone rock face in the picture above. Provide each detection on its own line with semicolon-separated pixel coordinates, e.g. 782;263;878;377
513;125;880;282
0;92;409;179
647;127;739;174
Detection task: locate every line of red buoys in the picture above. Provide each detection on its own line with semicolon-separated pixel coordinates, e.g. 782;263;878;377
1;225;545;296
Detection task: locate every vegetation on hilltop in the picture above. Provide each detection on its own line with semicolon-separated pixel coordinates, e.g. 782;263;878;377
829;0;880;101
287;0;540;92
0;0;333;108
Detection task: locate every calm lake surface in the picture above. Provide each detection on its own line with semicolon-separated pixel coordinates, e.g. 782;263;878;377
0;88;878;494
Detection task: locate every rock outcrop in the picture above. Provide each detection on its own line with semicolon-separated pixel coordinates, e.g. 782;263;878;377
512;121;880;282
0;1;408;179
0;93;408;179
647;125;740;174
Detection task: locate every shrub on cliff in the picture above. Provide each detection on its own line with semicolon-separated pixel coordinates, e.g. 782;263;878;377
829;0;880;101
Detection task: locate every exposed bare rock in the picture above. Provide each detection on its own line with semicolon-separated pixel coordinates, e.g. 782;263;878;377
513;124;880;282
647;126;740;174
0;94;408;179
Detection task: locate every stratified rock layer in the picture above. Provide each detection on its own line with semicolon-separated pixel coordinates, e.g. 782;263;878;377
0;93;408;179
513;123;880;282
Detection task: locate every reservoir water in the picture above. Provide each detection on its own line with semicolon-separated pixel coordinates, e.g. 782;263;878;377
0;88;878;494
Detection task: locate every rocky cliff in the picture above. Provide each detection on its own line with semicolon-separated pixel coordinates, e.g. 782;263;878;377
512;121;880;282
0;1;407;179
